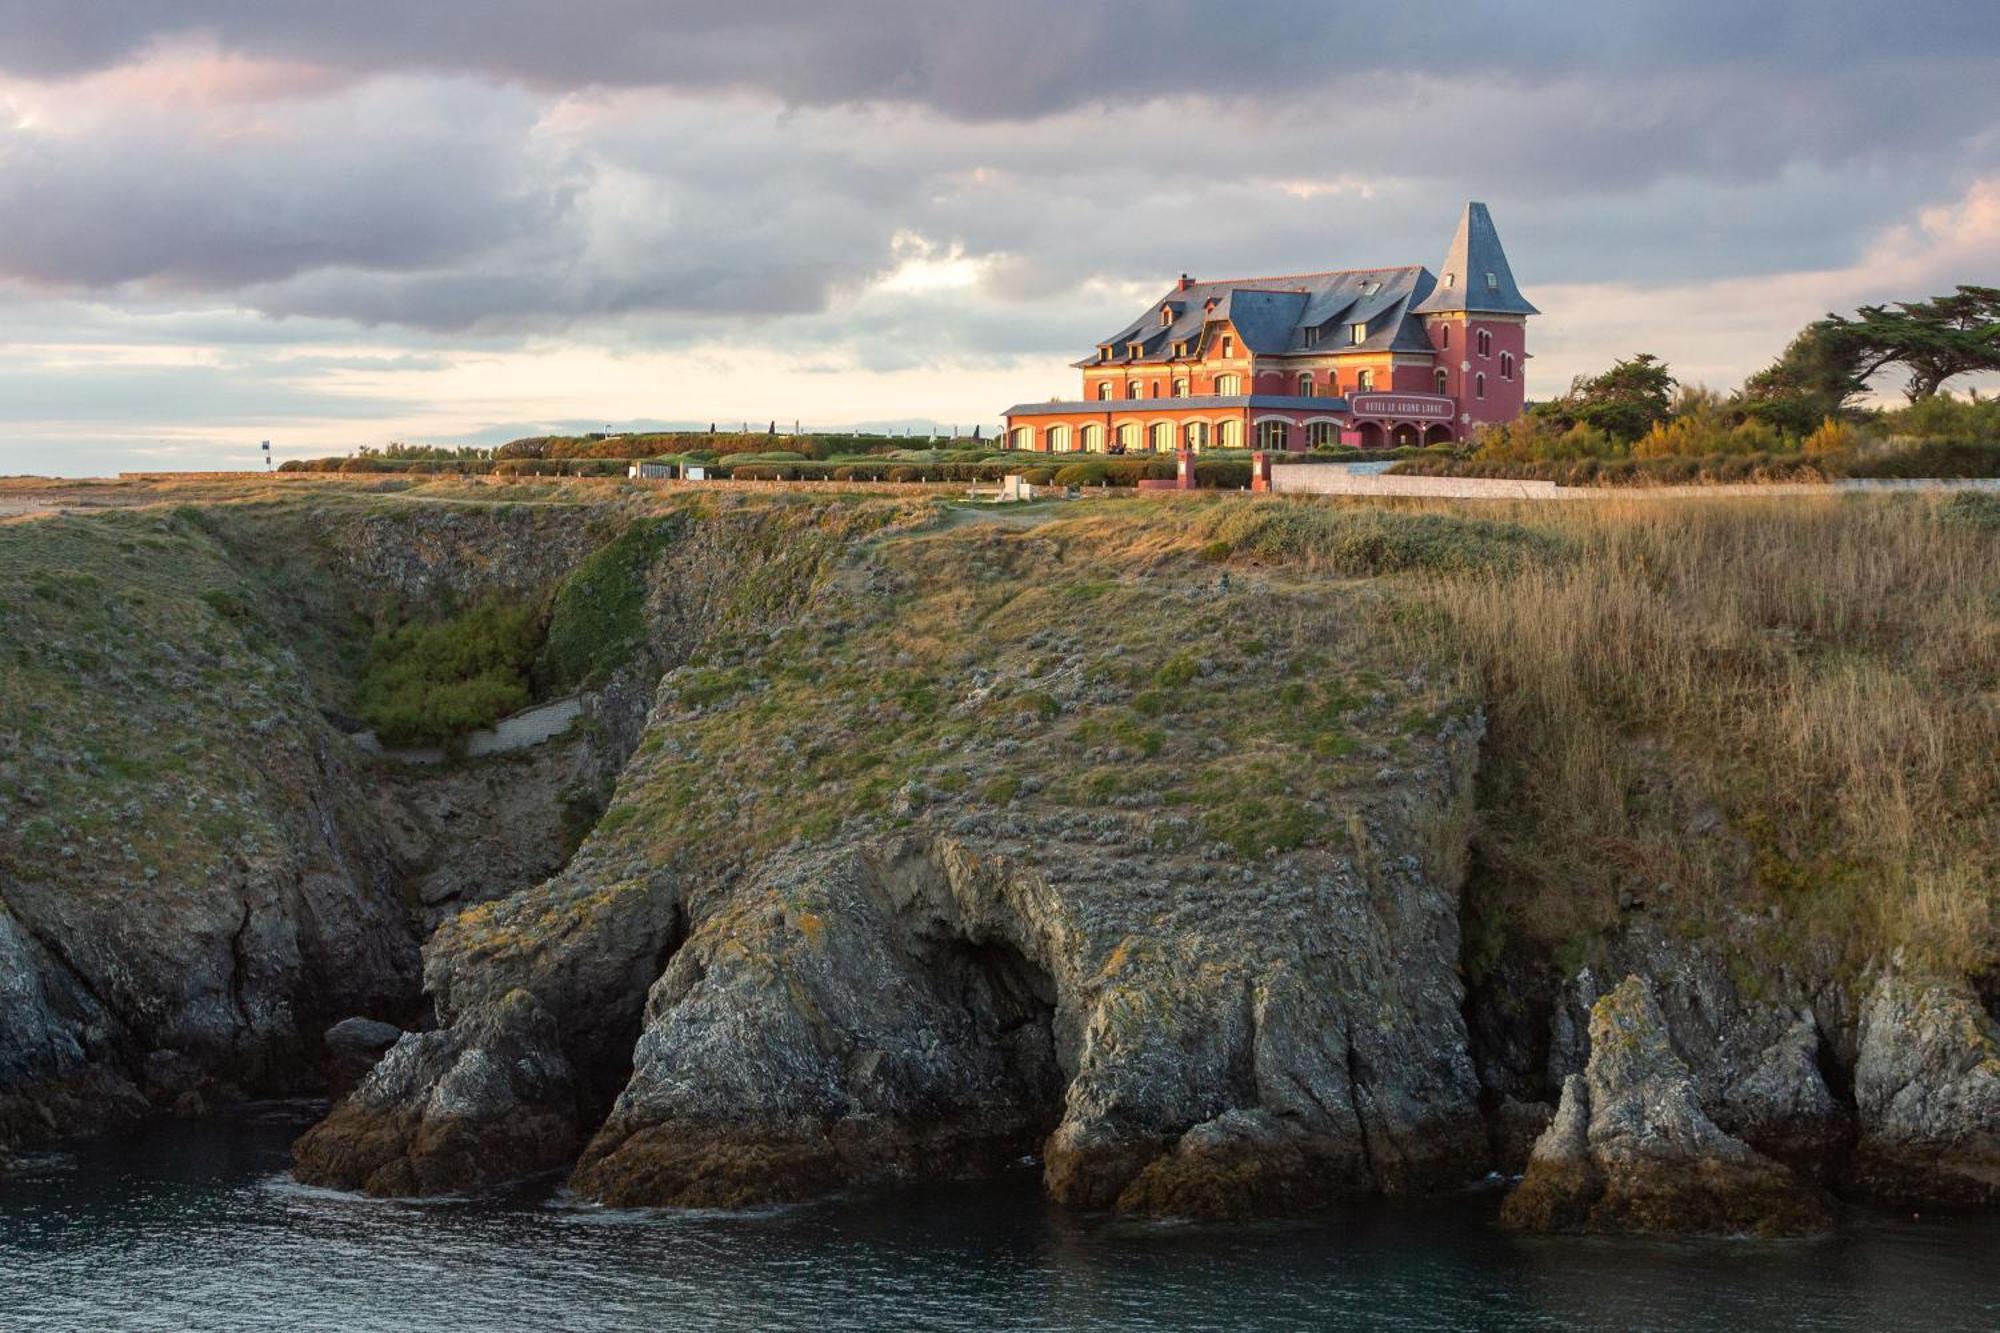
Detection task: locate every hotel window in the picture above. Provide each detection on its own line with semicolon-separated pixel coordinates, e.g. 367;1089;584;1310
1219;419;1241;448
1048;425;1071;453
1486;272;1499;290
1442;272;1455;288
1308;421;1338;448
1477;329;1492;357
1501;352;1515;380
1172;379;1189;398
1435;368;1449;395
1216;374;1242;395
1356;369;1374;392
1149;422;1173;451
1296;373;1314;397
1185;421;1209;451
1150;381;1162;398
1439;325;1450;349
1475;373;1487;399
1256;420;1290;450
1221;335;1234;356
1302;327;1320;349
1116;422;1138;451
1081;424;1102;452
1096;382;1112;401
1350;323;1367;346
1160;307;1173;325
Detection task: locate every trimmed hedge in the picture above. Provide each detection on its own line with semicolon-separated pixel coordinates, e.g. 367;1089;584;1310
1388;440;2000;486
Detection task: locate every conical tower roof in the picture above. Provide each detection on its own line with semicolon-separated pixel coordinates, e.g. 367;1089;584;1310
1412;202;1538;316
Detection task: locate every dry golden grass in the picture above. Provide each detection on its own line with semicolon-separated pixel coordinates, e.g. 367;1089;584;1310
1406;494;1998;975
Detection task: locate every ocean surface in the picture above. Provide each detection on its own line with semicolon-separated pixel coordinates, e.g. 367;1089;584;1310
1;1104;1994;1332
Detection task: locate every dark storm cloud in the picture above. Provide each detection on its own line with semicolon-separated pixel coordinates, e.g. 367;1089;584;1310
0;1;1992;348
1;1;1993;122
0;80;576;291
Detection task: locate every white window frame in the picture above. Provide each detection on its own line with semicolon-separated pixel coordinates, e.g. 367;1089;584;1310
1356;369;1374;392
1350;323;1367;346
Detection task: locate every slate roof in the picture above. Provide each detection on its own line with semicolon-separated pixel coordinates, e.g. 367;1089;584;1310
1077;203;1533;368
1411;202;1539;317
1084;265;1441;367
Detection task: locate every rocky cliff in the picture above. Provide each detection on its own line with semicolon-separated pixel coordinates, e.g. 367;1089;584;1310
5;484;1994;1230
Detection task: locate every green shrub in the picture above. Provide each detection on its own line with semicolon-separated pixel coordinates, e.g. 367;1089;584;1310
357;597;544;747
887;466;923;483
539;518;679;691
1937;490;2000;531
982;775;1021;804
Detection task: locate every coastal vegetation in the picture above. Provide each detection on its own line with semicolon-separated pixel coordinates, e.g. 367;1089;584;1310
354;598;543;747
4;477;1993;1227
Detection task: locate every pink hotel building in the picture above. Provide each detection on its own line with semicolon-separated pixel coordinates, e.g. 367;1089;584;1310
1002;202;1536;452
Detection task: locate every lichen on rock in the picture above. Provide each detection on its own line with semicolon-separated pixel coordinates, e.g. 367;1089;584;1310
1851;970;2000;1206
1502;975;1835;1236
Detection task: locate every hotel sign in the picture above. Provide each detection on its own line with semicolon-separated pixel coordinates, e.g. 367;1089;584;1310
1347;393;1453;420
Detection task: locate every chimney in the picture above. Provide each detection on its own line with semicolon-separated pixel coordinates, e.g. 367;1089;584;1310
1178;273;1194;291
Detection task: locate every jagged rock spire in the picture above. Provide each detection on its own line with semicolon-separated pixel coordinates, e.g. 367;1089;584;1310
1413;202;1538;316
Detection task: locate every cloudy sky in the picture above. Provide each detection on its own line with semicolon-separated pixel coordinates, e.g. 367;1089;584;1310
2;2;1996;474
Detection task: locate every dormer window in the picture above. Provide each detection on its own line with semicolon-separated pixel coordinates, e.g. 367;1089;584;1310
1098;346;1112;362
1485;272;1499;290
1221;335;1233;357
1442;272;1455;288
1302;326;1321;349
1350;323;1367;346
1128;342;1143;358
1160;306;1174;326
1362;281;1380;295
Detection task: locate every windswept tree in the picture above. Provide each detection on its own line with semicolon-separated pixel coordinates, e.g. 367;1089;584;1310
1822;285;2000;400
1544;353;1677;441
1737;322;1870;434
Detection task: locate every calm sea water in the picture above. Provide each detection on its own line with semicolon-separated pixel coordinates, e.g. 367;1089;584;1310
1;1104;1994;1332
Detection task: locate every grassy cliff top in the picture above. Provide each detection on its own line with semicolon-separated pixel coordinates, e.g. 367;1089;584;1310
3;481;1994;986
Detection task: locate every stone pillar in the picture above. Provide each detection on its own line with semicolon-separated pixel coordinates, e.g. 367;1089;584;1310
1250;451;1273;493
1176;447;1196;490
